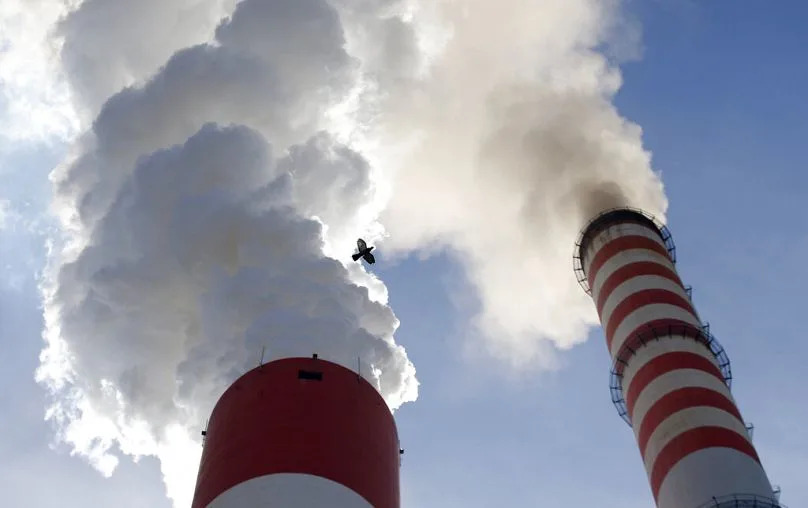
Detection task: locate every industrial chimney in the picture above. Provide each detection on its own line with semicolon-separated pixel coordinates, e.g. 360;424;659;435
191;356;401;508
573;208;781;508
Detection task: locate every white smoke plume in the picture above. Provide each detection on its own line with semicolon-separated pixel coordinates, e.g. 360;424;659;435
355;0;668;368
29;0;668;504
40;123;414;504
37;0;416;505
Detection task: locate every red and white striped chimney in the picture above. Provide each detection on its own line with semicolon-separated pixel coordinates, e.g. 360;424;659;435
191;356;401;508
574;208;780;508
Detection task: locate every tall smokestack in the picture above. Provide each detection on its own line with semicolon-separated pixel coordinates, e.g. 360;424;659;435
573;208;781;508
191;356;400;508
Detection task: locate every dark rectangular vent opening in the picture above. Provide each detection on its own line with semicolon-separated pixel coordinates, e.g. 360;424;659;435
298;370;323;381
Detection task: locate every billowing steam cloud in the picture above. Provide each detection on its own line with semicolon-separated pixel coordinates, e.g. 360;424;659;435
38;0;416;505
360;0;668;367
31;0;667;504
40;122;414;504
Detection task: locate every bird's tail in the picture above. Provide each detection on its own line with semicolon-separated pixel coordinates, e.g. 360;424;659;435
351;253;362;261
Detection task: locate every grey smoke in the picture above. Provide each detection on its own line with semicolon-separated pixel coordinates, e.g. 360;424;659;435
56;0;359;230
39;0;417;505
41;120;416;506
57;0;238;115
54;121;411;424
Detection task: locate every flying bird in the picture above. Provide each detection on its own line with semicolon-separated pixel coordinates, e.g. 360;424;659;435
352;238;375;265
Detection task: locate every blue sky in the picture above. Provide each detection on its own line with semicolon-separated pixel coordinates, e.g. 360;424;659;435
2;1;807;507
